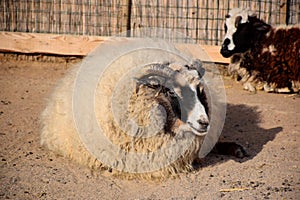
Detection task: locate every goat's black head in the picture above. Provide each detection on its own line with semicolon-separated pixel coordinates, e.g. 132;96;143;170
220;8;271;58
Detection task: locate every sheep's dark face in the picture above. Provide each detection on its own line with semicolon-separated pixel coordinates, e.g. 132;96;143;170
220;8;271;58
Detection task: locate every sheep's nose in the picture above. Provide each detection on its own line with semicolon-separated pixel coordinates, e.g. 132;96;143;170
197;119;209;130
220;38;232;58
222;38;230;47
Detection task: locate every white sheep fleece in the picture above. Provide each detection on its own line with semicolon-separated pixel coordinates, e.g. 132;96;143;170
40;61;205;178
40;38;226;178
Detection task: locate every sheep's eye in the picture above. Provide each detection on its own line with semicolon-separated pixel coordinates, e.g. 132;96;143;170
225;14;230;18
196;85;202;98
199;85;204;93
168;90;176;97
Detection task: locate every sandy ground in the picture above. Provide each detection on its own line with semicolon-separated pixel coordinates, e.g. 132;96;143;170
0;55;299;200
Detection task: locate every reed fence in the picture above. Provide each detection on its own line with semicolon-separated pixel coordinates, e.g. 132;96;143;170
0;0;299;45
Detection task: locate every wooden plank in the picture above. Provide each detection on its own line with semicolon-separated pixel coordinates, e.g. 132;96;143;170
0;32;229;63
201;45;229;63
175;43;229;63
0;32;107;56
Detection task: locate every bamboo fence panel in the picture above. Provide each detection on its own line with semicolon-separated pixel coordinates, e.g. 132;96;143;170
0;0;299;45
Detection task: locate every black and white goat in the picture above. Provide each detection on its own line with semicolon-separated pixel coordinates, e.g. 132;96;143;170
220;8;300;93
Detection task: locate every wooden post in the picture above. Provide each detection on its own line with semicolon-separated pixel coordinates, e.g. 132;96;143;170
122;0;132;37
280;0;288;25
285;0;291;25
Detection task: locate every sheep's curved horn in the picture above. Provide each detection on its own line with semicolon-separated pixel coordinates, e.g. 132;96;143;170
138;63;177;79
134;63;178;89
134;63;179;94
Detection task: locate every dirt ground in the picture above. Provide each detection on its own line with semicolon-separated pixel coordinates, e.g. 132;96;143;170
0;54;299;200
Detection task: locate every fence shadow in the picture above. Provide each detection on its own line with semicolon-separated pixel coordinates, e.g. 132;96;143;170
199;103;282;168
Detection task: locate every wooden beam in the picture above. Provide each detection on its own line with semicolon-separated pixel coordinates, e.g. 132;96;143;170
176;43;228;63
0;32;229;64
0;32;107;56
201;45;228;63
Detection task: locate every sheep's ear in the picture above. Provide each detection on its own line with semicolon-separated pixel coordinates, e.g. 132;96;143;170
248;15;271;32
252;20;271;32
235;16;242;28
198;67;205;78
190;59;205;78
133;78;142;94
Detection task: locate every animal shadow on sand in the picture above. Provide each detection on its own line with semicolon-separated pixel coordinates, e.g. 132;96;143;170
198;103;283;168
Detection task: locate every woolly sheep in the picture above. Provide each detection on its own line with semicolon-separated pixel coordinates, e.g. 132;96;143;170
220;8;300;93
41;53;217;179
